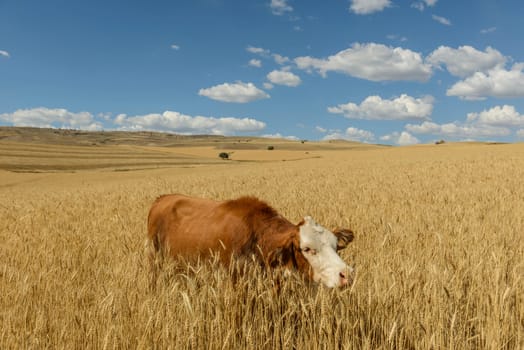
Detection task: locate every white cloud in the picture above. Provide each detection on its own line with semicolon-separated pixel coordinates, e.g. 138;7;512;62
263;82;274;90
198;82;270;103
0;107;103;130
262;133;299;140
466;105;524;127
432;15;451;26
427;46;524;100
398;132;420;146
412;0;437;11
349;0;391;15
248;59;262;68
246;46;270;56
323;127;375;142
427;46;506;78
267;70;302;87
295;43;432;82
446;64;524;100
387;34;408;42
403;105;524;141
381;131;420;145
315;126;327;133
0;50;10;58
411;2;424;11
273;53;290;65
481;27;497;34
114;111;266;136
247;46;290;67
517;129;524;138
270;0;293;15
171;44;180;50
406;121;511;138
328;94;434;121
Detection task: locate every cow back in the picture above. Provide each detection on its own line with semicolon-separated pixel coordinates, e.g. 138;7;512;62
148;194;291;265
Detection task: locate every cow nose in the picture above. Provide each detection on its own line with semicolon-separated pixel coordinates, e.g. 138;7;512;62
339;271;349;287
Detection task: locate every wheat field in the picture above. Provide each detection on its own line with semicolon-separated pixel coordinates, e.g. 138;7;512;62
1;138;523;349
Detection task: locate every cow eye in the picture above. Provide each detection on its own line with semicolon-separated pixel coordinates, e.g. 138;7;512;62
302;247;317;255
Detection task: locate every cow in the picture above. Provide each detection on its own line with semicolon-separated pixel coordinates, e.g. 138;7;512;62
147;194;355;288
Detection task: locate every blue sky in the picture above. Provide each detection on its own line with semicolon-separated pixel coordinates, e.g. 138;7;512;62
1;0;524;144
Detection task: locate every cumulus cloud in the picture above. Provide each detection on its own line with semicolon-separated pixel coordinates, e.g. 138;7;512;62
386;34;408;42
397;132;420;145
262;133;299;140
248;59;262;68
380;131;420;145
171;44;180;50
0;50;10;58
323;127;375;142
400;105;524;141
349;0;391;15
406;121;511;138
432;15;451;26
446;64;524;100
517;129;524;138
412;0;437;11
427;45;524;100
466;105;524;127
1;107;268;136
267;70;302;87
114;111;266;136
481;27;497;34
246;46;270;56
411;3;424;11
247;45;291;67
0;107;103;130
273;54;290;65
427;46;506;78
198;82;270;103
295;43;432;82
247;46;290;65
270;0;293;15
328;94;434;121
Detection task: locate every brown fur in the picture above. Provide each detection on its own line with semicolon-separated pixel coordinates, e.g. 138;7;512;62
147;194;309;278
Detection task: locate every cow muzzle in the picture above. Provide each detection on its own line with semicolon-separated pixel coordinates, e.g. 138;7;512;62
338;266;355;287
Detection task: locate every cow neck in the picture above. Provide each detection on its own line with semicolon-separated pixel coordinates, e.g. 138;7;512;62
254;214;295;241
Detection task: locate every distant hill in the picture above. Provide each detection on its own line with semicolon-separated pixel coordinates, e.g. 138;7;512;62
0;126;229;147
0;126;386;150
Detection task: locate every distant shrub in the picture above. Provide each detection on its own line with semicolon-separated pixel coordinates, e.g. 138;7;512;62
267;146;274;150
435;139;446;145
219;152;229;160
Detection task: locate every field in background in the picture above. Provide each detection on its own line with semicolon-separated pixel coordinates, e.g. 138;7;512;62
0;127;380;172
1;128;523;349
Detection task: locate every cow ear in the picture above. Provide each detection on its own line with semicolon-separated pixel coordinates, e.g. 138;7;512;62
333;228;354;250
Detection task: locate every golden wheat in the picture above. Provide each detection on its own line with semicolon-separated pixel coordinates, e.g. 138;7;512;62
1;142;523;349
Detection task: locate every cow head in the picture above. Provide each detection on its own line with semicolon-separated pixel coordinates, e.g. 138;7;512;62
292;216;355;288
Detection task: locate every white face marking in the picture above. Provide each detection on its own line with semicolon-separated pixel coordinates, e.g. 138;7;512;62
299;216;352;288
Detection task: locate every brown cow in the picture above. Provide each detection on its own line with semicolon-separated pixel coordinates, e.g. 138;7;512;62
147;194;355;288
